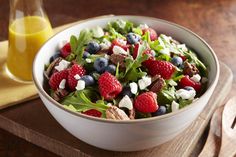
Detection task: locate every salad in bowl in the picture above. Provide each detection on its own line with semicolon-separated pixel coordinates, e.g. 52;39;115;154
44;19;208;120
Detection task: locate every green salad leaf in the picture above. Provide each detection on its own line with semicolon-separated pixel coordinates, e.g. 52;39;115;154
179;99;193;109
157;86;176;105
69;29;93;63
61;91;108;118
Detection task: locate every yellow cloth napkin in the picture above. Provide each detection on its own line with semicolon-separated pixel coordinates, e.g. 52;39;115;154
0;41;38;109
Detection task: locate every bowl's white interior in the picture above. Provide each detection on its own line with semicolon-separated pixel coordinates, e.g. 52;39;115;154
33;16;218;120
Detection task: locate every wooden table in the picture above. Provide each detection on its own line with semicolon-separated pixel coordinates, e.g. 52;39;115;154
0;0;235;156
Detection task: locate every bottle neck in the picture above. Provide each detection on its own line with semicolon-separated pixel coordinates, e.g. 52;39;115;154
9;0;45;21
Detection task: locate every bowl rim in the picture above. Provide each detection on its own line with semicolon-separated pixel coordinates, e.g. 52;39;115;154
33;15;220;124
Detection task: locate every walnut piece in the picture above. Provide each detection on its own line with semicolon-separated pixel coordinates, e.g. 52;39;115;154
149;75;165;93
106;106;130;120
52;89;69;101
183;62;199;77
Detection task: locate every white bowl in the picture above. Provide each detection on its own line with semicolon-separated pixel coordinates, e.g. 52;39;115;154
33;15;219;151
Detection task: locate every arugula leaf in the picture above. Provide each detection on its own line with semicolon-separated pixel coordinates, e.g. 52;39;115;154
121;43;149;81
149;40;163;52
69;29;93;63
157;86;176;105
179;99;193;109
109;19;133;34
132;27;143;35
61;91;108;118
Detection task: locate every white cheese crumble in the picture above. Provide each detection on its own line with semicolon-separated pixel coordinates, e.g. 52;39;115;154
138;76;152;90
100;39;111;50
191;74;201;83
171;101;179;112
58;40;69;49
75;80;85;91
177;44;188;52
160;48;170;56
107;103;113;107
158;37;165;48
176;88;196;100
59;79;66;89
104;54;110;59
139;24;149;29
168;79;177;86
118;95;133;110
85;58;92;63
117;38;127;45
129;82;138;94
91;26;104;38
74;74;81;80
113;45;128;55
54;59;70;71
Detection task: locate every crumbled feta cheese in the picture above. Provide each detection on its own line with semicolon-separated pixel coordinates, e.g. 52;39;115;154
118;95;133;110
74;74;81;80
104;54;110;59
138;76;152;90
201;77;208;84
59;79;66;89
191;74;201;83
129;82;138;94
176;88;196;100
58;40;69;49
117;38;127;45
158;37;165;47
168;79;177;86
161;34;171;43
85;58;92;63
54;59;70;71
91;26;104;38
75;80;85;91
139;24;149;29
113;45;128;55
171;101;179;112
160;48;170;56
107;103;113;107
177;44;188;52
100;39;111;50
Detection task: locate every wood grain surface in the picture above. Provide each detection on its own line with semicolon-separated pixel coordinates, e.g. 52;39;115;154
0;0;236;156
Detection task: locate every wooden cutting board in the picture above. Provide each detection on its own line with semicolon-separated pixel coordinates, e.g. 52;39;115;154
0;61;232;157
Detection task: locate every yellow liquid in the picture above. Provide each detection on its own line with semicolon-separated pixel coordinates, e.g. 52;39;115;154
7;16;53;81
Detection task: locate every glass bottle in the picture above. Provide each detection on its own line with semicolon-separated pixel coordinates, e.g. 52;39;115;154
6;0;53;82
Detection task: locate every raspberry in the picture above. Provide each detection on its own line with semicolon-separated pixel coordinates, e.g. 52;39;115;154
82;109;102;118
67;64;86;90
179;75;201;91
111;38;129;52
134;92;158;113
49;70;68;90
142;28;158;41
146;60;175;79
60;43;71;58
98;72;122;100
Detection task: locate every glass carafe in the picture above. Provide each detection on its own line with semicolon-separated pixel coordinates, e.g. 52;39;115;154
6;0;53;82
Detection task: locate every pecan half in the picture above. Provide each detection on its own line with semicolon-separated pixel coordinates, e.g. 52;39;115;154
129;108;136;120
183;62;199;77
44;57;62;79
106;106;130;120
110;54;126;68
149;75;165;93
52;88;69;101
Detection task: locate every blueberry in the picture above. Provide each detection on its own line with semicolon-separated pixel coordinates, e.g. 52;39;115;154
83;51;90;59
50;52;60;63
105;64;116;75
126;33;140;44
80;75;95;86
171;56;183;67
184;86;194;91
93;57;108;73
86;41;101;54
152;106;167;116
120;86;133;98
